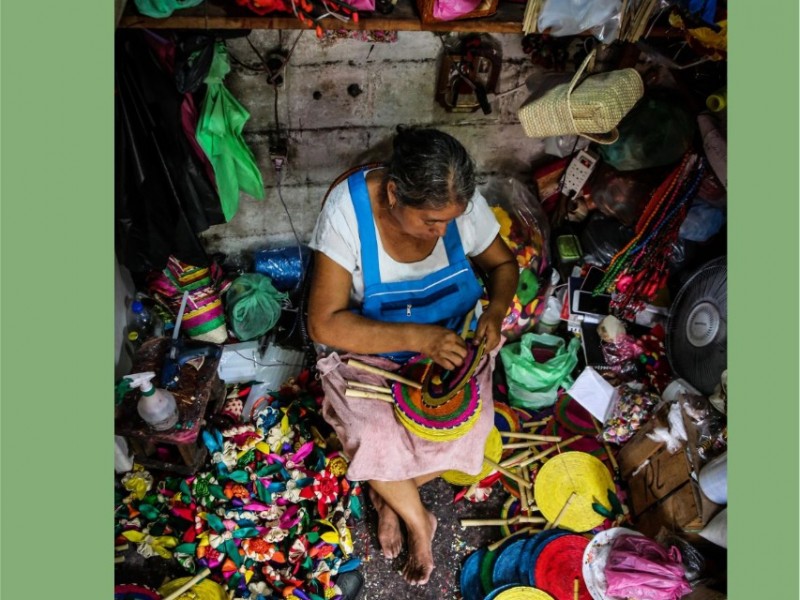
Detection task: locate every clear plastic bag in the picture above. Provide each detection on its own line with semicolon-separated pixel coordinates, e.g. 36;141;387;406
538;0;622;43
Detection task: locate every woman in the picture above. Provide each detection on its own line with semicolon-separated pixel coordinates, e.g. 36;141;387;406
307;127;518;585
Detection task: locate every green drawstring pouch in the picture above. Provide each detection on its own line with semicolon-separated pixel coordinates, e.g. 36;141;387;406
226;273;288;342
499;332;580;410
196;42;265;222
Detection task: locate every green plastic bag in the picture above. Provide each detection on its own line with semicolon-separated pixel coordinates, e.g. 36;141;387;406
499;332;580;410
226;274;288;342
196;43;265;222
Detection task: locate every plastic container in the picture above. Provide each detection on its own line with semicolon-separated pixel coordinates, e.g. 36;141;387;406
124;371;179;431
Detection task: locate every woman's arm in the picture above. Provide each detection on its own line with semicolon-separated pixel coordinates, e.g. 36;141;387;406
471;235;519;351
307;252;469;369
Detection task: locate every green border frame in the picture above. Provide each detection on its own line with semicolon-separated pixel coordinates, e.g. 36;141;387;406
1;1;113;597
730;1;799;598
1;1;798;598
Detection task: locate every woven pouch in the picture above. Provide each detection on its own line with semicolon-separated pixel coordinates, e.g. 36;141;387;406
518;49;643;144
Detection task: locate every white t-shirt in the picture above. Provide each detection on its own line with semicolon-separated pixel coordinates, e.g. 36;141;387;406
309;171;501;305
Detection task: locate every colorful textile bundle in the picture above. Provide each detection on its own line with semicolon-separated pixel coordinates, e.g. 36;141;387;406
114;371;363;600
148;256;231;343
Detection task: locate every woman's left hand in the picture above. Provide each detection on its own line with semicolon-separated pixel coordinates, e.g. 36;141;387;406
474;304;506;352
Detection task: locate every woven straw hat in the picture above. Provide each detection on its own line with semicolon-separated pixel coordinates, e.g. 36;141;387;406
518;49;643;144
533;451;614;532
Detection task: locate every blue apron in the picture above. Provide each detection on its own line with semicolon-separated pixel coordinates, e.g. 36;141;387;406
349;170;483;361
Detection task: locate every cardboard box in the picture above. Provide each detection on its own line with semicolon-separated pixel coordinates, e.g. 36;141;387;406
618;404;723;537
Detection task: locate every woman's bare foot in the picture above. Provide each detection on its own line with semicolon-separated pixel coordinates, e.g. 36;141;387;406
402;510;438;585
369;487;403;559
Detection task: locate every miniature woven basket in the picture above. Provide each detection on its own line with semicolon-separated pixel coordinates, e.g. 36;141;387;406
518;49;643;144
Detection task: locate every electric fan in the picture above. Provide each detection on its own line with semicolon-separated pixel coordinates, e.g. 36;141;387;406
665;257;727;396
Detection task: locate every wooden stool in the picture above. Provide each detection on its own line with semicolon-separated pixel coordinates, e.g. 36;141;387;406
116;338;225;476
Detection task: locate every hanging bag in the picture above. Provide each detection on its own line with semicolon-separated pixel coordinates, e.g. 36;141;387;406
518;49;644;144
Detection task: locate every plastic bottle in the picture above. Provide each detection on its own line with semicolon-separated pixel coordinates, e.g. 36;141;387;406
129;300;154;340
124;371;179;431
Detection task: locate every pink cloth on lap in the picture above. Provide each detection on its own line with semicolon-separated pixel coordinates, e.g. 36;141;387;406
317;350;496;482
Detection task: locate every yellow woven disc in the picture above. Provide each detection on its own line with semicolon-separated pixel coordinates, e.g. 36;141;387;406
533;451;614;532
442;426;502;486
492;587;555;600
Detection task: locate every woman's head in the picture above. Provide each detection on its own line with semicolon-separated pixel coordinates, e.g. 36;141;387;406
386;127;476;211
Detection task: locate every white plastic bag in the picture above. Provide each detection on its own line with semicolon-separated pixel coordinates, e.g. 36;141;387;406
538;0;622;43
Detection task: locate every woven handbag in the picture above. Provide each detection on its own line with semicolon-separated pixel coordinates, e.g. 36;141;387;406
518;49;643;144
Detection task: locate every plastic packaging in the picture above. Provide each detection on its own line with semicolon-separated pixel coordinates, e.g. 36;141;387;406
537;0;622;43
581;213;635;267
124;371;179;431
698;451;727;504
433;0;483;20
604;534;693;600
225;273;288;342
254;246;312;293
679;201;725;242
500;331;580;409
598;97;695;171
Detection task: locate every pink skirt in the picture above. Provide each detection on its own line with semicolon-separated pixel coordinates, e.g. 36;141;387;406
316;350;497;482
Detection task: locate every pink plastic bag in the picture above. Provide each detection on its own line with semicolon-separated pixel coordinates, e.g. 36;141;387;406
433;0;482;20
604;535;692;600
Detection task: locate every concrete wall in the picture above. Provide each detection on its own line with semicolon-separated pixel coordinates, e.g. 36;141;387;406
198;30;549;261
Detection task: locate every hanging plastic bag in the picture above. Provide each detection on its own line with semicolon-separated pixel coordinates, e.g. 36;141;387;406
196;42;265;222
538;0;622;43
604;534;692;600
225;274;288;342
499;332;580;409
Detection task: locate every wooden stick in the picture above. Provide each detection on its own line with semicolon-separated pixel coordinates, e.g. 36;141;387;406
483;457;532;489
518;434;584;468
591;416;619;473
345;389;394;403
500;431;562;442
522;417;552;429
346;381;392;394
347;359;422;389
544;492;576;530
500;448;535;468
519;474;531;517
574;577;580;600
114;555;125;564
162;568;212;600
521;464;533;516
114;543;129;552
488;526;540;552
502;441;542;450
460;516;545;527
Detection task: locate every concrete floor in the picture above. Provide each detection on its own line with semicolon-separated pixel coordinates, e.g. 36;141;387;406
350;477;509;600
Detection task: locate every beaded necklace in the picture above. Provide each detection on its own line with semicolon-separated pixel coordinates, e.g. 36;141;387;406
593;153;706;319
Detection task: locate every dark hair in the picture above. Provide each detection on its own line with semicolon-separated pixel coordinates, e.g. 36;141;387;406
385;126;476;210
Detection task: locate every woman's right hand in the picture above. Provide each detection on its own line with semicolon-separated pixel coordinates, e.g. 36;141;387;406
416;325;468;370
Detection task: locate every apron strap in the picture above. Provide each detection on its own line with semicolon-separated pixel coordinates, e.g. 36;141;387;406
348;169;382;290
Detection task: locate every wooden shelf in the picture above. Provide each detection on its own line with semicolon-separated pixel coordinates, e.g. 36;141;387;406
118;0;527;33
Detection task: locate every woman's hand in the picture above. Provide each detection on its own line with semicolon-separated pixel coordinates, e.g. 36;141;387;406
416;325;468;370
474;304;506;352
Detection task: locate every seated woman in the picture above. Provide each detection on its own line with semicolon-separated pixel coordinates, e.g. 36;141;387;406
307;127;518;585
